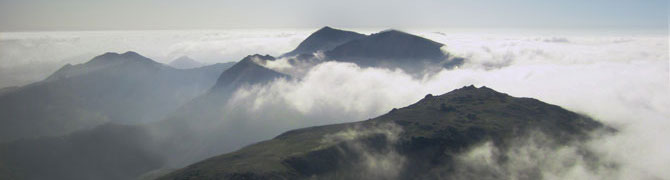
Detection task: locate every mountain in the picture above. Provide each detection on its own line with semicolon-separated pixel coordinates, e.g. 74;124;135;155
212;54;287;91
0;51;233;142
326;30;445;61
0;123;162;180
168;56;206;69
324;29;464;74
149;54;289;167
159;86;605;179
281;26;366;57
281;27;464;75
0;86;19;96
45;51;160;81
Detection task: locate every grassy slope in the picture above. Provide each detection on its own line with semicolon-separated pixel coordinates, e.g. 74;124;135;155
160;86;604;179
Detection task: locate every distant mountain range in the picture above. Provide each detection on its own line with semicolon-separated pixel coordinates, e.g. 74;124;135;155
168;56;207;69
0;51;234;142
159;86;605;179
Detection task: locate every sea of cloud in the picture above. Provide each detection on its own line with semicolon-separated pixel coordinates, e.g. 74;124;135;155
223;29;668;179
1;28;667;179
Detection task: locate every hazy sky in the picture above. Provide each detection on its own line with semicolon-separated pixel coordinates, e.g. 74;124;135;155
0;0;667;31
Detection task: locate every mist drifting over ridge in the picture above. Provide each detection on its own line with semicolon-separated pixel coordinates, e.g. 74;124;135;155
225;29;669;179
0;0;667;179
0;26;667;179
152;27;667;179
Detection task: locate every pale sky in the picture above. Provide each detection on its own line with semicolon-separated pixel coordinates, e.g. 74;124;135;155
0;0;667;31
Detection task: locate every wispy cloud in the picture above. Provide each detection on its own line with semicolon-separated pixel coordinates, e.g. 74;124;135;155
2;29;667;178
220;30;668;178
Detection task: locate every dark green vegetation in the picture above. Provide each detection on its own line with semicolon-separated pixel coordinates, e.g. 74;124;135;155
0;52;234;142
159;86;605;179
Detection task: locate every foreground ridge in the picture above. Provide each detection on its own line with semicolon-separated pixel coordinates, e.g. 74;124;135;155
159;85;605;180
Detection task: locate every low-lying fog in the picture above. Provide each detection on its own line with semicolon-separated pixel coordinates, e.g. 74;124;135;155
1;28;667;179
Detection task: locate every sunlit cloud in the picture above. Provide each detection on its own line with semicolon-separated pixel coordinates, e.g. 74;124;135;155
218;31;668;179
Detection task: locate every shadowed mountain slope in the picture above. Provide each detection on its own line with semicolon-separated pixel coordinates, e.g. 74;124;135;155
324;29;464;74
0;51;232;142
150;54;289;167
282;26;366;57
283;28;464;75
212;54;286;91
159;86;605;180
0;124;163;180
326;30;445;61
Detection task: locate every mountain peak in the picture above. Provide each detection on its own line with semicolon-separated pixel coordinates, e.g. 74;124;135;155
372;29;443;47
212;54;286;91
121;51;141;57
324;29;450;72
312;26;348;35
173;56;195;62
377;29;405;35
87;51;157;66
414;85;508;107
169;56;205;69
318;26;334;31
241;54;275;62
432;85;506;101
46;51;162;81
448;85;496;94
95;51;142;59
281;26;366;57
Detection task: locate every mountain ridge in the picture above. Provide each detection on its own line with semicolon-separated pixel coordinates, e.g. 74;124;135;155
0;51;233;142
159;86;605;179
148;54;289;167
282;26;366;57
46;51;165;81
282;27;465;75
212;54;287;91
324;29;461;74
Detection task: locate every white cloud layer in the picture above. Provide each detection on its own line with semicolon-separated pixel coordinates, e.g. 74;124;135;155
223;30;668;179
1;29;668;178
